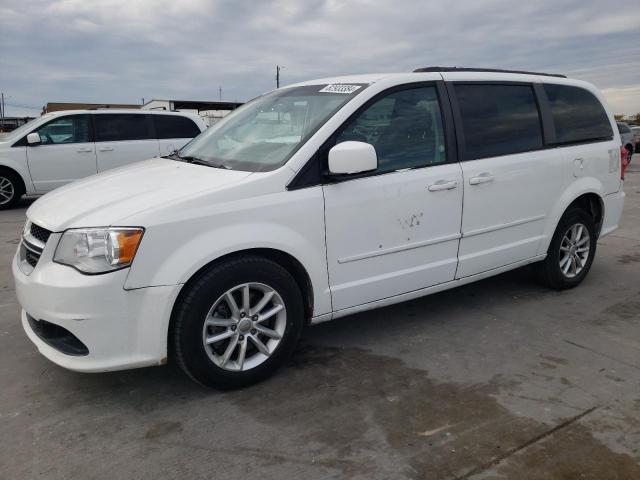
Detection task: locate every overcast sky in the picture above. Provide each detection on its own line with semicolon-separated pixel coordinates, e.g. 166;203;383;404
1;0;639;117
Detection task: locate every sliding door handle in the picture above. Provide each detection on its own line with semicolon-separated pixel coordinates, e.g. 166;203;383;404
98;146;114;152
469;173;494;185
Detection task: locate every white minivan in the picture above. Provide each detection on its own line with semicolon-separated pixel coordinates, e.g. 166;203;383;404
0;110;206;208
13;68;626;388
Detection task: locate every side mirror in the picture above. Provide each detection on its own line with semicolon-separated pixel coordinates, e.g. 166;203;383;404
328;141;377;175
26;132;41;145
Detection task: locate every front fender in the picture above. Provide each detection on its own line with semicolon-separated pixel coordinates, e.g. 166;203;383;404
537;177;604;255
123;187;332;317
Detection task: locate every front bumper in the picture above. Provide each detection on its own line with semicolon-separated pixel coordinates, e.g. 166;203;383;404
12;241;182;372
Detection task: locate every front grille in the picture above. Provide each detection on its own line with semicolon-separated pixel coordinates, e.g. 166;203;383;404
19;222;51;273
30;223;52;243
25;247;40;267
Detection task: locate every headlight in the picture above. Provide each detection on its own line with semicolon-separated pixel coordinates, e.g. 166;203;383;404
54;228;144;274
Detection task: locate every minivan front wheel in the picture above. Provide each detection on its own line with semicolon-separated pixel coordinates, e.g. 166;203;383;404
0;171;22;210
535;208;597;289
172;256;305;389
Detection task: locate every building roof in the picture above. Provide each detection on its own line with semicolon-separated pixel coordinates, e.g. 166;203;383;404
42;102;140;114
143;99;242;111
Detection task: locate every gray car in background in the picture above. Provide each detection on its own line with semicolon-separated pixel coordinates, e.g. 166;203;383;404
617;122;635;160
630;125;640;153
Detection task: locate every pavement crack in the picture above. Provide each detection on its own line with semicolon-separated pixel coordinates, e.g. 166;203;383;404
455;406;599;479
563;339;640;371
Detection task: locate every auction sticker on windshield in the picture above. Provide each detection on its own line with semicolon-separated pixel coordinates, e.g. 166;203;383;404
319;84;362;94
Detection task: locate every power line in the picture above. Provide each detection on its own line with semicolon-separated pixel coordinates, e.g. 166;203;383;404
4;101;41;111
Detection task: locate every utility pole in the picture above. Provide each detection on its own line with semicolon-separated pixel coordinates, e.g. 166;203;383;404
276;65;284;89
219;86;222;101
141;97;145;105
0;93;4;132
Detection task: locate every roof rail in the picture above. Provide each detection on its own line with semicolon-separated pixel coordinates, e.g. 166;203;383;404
413;67;566;78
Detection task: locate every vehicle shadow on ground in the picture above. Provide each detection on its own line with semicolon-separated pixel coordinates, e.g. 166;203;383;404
18;196;37;208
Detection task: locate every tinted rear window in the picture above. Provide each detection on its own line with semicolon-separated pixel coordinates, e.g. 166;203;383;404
455;84;543;160
544;84;613;144
94;114;153;142
154;115;201;139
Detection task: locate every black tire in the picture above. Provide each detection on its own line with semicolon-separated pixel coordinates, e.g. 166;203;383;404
0;169;23;210
535;208;597;290
625;145;633;163
172;255;305;389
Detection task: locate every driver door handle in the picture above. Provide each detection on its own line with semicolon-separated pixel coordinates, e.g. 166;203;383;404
469;173;494;185
76;147;93;153
428;180;458;191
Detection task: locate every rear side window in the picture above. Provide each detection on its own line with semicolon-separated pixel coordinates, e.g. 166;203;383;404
544;84;613;144
617;123;630;134
154;115;201;139
94;114;153;142
454;84;543;160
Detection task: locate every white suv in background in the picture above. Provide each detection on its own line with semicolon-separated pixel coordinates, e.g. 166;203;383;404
13;68;626;389
0;110;206;208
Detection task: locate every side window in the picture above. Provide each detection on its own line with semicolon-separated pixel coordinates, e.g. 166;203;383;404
94;114;153;142
454;84;543;160
154;115;201;139
337;86;446;173
544;84;613;144
34;115;91;145
617;123;630;134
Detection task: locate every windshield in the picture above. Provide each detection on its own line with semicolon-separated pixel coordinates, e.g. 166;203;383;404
179;84;366;172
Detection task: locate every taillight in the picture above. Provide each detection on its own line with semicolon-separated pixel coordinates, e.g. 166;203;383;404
620;146;628;181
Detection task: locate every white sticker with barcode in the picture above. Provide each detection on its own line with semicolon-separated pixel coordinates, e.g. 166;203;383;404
319;84;362;94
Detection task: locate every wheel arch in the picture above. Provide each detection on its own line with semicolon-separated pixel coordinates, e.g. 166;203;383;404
167;248;315;355
0;165;27;196
539;179;605;255
566;193;604;237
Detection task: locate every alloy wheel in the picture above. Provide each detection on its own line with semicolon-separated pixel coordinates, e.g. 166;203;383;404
0;176;15;206
202;282;287;372
559;223;590;279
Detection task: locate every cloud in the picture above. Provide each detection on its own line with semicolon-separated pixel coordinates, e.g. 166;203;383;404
1;0;639;117
602;86;640;116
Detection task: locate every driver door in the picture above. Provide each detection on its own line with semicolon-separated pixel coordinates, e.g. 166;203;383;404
323;84;463;311
26;114;97;193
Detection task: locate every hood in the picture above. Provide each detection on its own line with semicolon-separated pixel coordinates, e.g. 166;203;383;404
27;158;253;231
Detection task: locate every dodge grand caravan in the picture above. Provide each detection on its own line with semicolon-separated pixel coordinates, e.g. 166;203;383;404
13;68;626;388
0;110;206;208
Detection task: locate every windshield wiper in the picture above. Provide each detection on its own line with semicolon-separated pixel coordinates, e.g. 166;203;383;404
165;151;230;169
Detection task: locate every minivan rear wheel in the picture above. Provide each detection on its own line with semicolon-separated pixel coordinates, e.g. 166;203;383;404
0;170;22;210
172;255;305;389
535;208;597;290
